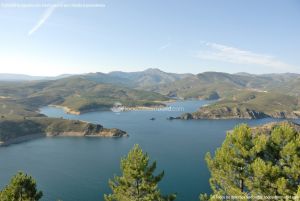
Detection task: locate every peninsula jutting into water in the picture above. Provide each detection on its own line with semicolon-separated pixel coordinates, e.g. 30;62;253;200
1;1;299;200
1;69;300;200
1;69;300;145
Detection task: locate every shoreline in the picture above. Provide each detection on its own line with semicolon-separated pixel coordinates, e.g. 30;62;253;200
0;134;45;146
178;112;300;120
154;99;177;103
48;105;111;115
0;130;128;147
48;105;82;115
48;103;169;115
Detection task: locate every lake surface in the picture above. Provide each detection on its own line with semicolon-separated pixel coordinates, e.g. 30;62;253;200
0;100;290;201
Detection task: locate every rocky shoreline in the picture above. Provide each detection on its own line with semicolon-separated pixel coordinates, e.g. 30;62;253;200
181;107;270;120
49;104;167;115
0;118;128;147
46;127;128;138
48;105;110;115
167;106;300;120
48;105;82;115
249;120;300;134
0;129;128;147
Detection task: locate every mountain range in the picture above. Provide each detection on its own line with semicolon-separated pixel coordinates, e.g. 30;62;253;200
1;68;300;145
2;69;299;99
1;68;300;119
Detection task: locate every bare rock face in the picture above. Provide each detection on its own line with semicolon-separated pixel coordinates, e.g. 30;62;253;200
98;128;128;137
84;123;127;137
268;111;300;119
182;107;269;120
246;109;268;119
46;122;128;138
205;91;220;100
181;104;300;120
84;124;103;135
183;103;300;120
180;113;193;120
250;120;300;135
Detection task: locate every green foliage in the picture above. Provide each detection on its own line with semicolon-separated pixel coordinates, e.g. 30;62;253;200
192;91;300;119
0;76;169;114
153;71;300;99
105;144;176;201
203;123;300;200
0;117;103;143
0;100;42;118
0;119;44;141
0;172;43;201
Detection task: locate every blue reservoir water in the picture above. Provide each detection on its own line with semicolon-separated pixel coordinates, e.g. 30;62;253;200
0;101;286;201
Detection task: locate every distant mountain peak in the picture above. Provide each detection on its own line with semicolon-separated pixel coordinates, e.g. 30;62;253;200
144;68;163;73
235;72;253;76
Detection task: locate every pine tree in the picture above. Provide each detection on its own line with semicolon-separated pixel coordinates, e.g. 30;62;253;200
0;172;43;201
104;144;176;201
201;123;300;200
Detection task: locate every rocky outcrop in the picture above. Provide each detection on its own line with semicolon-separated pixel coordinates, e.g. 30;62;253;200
46;123;127;138
46;128;127;138
250;121;300;134
180;113;194;120
97;128;128;137
179;107;268;120
204;91;220;100
178;104;300;120
167;116;181;120
268;111;300;119
0;118;128;146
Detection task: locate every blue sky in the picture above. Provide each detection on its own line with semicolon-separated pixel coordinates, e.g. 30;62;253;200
0;0;299;75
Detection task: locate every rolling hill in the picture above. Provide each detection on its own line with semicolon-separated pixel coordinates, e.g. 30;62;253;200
0;76;169;114
2;69;300;120
151;71;300;99
108;68;192;88
180;91;300;119
78;68;193;89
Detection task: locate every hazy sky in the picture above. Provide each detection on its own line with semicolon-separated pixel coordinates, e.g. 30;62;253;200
0;0;299;76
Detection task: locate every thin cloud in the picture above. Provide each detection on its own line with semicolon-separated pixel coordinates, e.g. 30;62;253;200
158;43;171;51
28;5;57;36
197;42;293;70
